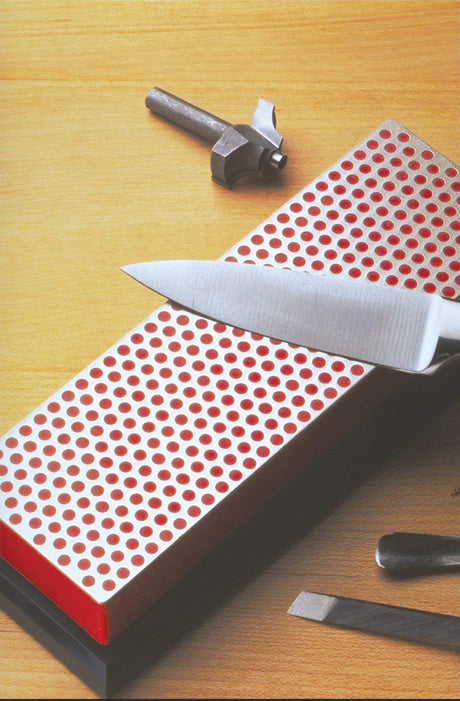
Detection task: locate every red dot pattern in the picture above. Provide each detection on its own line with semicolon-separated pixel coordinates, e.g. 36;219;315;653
0;120;458;603
226;126;459;297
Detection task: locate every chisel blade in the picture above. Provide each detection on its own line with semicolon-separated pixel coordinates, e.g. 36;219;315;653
287;591;460;649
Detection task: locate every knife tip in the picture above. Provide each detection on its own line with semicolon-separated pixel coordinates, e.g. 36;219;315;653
120;263;146;281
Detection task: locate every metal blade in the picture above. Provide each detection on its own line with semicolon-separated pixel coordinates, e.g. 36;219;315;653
288;591;460;649
121;260;443;372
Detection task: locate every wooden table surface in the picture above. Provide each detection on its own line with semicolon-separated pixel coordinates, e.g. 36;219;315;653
1;1;459;698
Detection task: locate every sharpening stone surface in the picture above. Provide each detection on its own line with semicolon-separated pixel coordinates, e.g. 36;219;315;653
1;120;459;645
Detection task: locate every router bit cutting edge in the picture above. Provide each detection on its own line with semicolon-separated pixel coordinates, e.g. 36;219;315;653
145;87;287;189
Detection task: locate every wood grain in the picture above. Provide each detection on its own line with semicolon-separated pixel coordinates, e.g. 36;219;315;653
1;1;459;698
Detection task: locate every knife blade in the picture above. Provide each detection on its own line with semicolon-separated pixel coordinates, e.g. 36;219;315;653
121;260;460;372
287;591;460;649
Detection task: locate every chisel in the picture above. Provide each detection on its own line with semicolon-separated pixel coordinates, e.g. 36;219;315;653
288;591;460;648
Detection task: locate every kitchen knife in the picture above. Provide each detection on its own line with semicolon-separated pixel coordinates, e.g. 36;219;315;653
288;591;460;649
121;260;460;372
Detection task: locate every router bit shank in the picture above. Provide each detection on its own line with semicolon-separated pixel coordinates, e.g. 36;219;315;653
145;88;230;144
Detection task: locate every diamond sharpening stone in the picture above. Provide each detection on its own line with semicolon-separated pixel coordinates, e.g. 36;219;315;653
1;119;459;687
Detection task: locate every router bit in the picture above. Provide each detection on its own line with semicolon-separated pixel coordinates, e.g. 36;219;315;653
145;87;287;189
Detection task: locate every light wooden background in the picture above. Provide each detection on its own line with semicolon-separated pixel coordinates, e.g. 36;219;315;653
1;1;459;698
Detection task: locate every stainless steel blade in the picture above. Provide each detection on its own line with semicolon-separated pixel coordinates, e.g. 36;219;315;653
121;260;460;372
288;591;460;649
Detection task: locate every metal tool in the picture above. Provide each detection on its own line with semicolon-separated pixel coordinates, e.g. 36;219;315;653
376;532;460;572
288;591;460;649
145;87;287;188
121;260;460;373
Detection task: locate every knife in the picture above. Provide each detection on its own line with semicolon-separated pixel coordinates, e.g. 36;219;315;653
288;591;460;649
121;260;460;373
